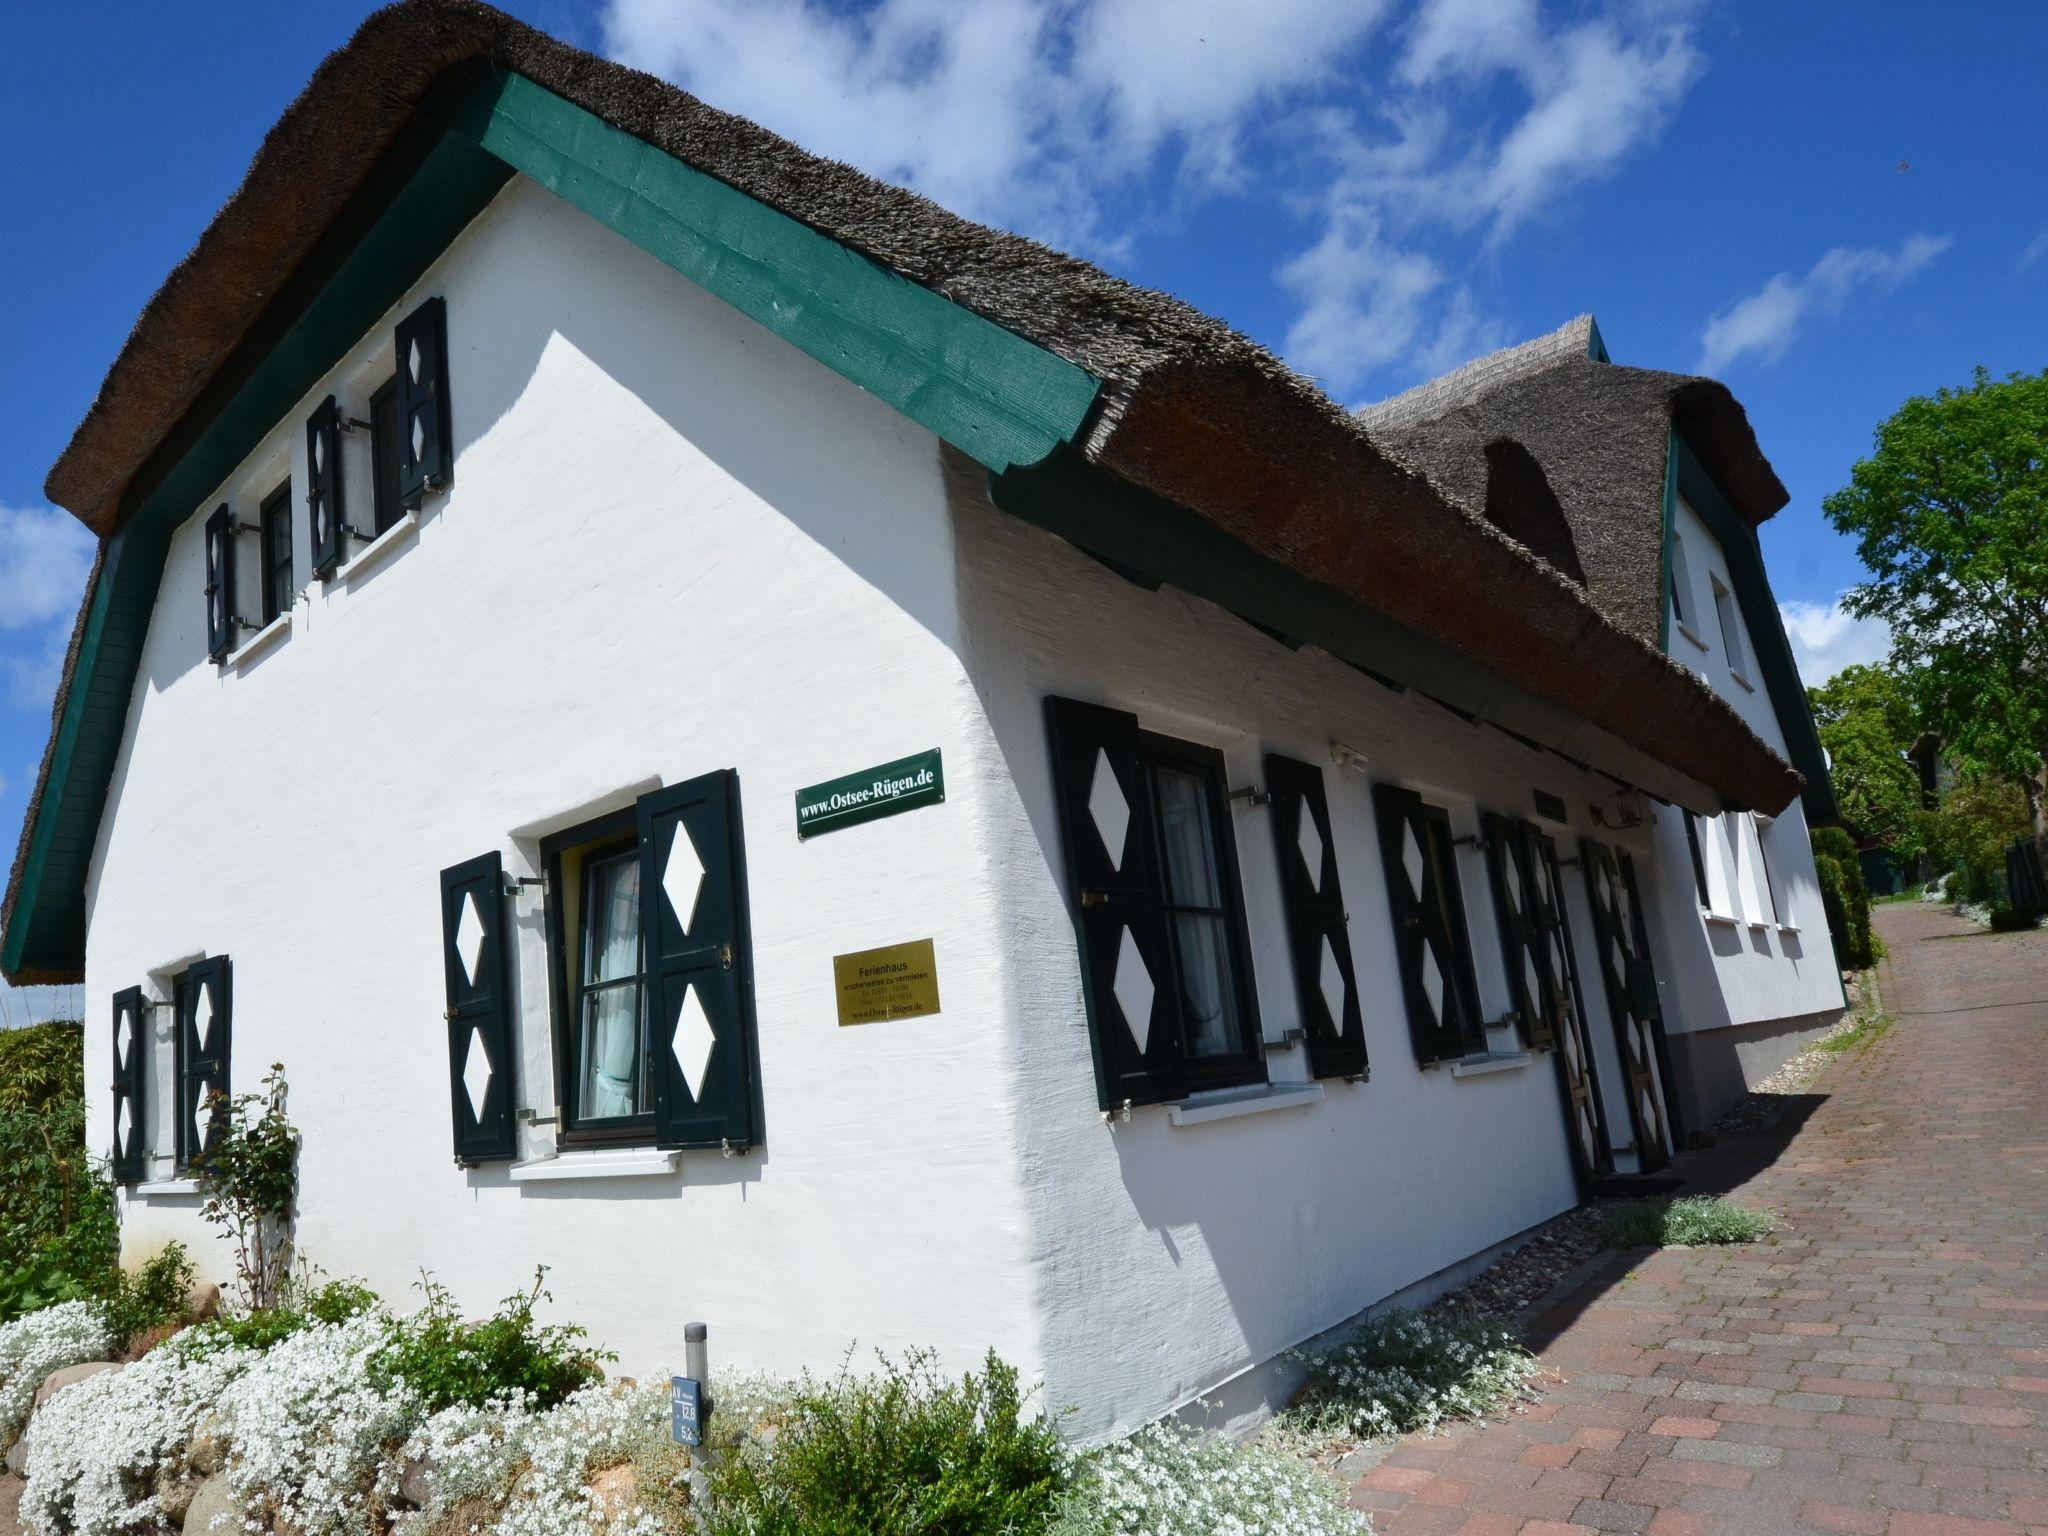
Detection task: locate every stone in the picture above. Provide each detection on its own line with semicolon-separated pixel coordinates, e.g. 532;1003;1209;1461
5;1428;29;1477
184;1283;222;1323
397;1453;436;1508
187;1414;230;1476
34;1360;121;1410
587;1464;638;1529
183;1472;247;1536
155;1467;202;1526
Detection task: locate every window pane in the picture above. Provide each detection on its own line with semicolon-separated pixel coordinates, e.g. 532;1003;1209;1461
1174;912;1240;1058
1153;765;1222;907
577;849;645;1120
583;854;641;984
579;983;643;1119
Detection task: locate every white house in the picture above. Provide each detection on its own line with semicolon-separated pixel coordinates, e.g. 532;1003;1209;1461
1;0;1839;1439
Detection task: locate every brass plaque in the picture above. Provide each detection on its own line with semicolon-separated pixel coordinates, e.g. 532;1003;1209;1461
833;938;941;1026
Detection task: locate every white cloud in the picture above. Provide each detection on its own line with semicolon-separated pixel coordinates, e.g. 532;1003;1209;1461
1696;233;1952;375
603;0;1705;395
0;504;93;712
2020;228;2048;271
1780;597;1891;689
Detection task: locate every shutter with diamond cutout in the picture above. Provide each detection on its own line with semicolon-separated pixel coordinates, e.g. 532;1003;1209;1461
110;986;147;1184
176;956;232;1171
1529;829;1612;1190
1372;784;1483;1064
1265;754;1368;1080
441;853;516;1164
1580;840;1671;1172
1483;814;1556;1051
395;297;452;508
638;771;760;1151
1045;697;1184;1110
306;395;345;578
203;504;237;662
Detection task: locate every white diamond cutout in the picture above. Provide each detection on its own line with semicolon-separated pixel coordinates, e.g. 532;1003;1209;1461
1419;940;1445;1023
116;1099;132;1152
408;337;423;384
461;1026;492;1123
116;1010;132;1073
1401;823;1425;899
1297;804;1326;894
195;980;217;1057
1523;951;1543;1015
455;892;487;988
1111;927;1154;1055
662;826;707;936
671;984;716;1102
312;434;324;474
1318;935;1347;1026
314;504;326;543
411;415;427;462
1088;751;1131;872
1503;866;1521;916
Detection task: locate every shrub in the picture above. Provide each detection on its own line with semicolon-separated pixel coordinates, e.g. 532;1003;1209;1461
1278;1309;1537;1444
0;1022;124;1326
1602;1196;1776;1249
1053;1423;1365;1536
1812;829;1875;968
372;1270;608;1414
195;1064;300;1310
0;1299;111;1451
184;1275;380;1357
1989;904;2044;932
0;1021;86;1116
99;1244;195;1352
699;1349;1069;1536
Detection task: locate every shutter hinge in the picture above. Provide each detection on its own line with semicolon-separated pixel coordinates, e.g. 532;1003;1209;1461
719;944;734;970
504;875;546;899
1079;889;1109;908
1227;784;1271;808
720;1138;742;1159
231;521;263;537
443;1007;459;1022
1101;1098;1134;1125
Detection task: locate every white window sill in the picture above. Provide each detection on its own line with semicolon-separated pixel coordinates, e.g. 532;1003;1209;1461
1729;669;1756;693
1675;621;1708;653
1449;1050;1533;1078
1777;922;1801;935
226;614;290;669
1748;919;1772;933
334;509;420;583
133;1177;204;1197
1167;1081;1323;1126
1702;910;1741;927
509;1146;679;1183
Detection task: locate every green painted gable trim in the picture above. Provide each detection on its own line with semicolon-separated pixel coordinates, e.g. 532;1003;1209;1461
5;69;1101;981
1669;432;1840;827
431;66;1099;477
1585;316;1612;364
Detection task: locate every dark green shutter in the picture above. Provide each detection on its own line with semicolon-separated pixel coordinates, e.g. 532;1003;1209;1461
1371;785;1482;1064
110;986;147;1184
1483;814;1555;1050
1529;830;1611;1189
396;297;452;508
1265;754;1368;1080
177;956;232;1170
638;771;760;1151
307;395;345;578
1580;840;1671;1171
441;853;517;1164
203;505;236;662
1045;697;1184;1110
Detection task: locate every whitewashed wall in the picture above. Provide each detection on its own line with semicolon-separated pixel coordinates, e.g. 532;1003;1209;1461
949;482;1656;1434
1649;497;1842;1036
87;175;1044;1388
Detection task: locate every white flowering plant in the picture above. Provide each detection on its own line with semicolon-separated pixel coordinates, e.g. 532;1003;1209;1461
1052;1423;1367;1536
1278;1308;1537;1445
0;1299;111;1451
20;1330;256;1536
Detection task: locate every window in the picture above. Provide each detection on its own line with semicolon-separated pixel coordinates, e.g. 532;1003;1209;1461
1668;532;1693;632
545;811;654;1140
370;376;405;535
259;481;293;625
1712;574;1750;685
1752;815;1783;925
1683;812;1711;908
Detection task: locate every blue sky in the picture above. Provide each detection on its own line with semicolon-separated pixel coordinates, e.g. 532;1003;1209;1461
1;0;2043;1020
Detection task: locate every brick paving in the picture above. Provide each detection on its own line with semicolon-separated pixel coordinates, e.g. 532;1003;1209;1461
1351;901;2048;1536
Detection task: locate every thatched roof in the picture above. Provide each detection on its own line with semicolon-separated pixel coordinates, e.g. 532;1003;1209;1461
8;1;1807;983
1358;316;1789;648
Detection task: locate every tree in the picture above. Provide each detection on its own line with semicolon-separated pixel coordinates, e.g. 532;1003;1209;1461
1824;366;2048;861
1806;664;1926;865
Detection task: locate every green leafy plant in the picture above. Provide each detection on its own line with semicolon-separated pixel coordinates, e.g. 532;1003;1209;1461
1990;904;2044;932
185;1275;381;1356
1818;1010;1894;1056
699;1348;1069;1536
1812;827;1876;968
195;1063;300;1310
370;1269;608;1413
1278;1309;1537;1445
1602;1196;1776;1249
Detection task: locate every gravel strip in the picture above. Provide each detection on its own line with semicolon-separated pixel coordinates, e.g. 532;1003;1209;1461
1423;1206;1609;1327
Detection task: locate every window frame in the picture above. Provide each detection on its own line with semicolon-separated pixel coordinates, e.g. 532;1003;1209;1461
1751;814;1783;925
369;375;404;536
168;965;225;1176
1133;728;1266;1094
1711;572;1750;686
1668;531;1693;631
258;480;294;626
542;808;656;1146
1682;812;1711;909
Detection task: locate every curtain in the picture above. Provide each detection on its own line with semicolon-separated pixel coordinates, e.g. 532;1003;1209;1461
581;856;643;1120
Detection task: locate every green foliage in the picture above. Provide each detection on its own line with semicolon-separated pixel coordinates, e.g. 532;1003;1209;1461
1279;1309;1537;1444
1808;666;1928;866
1813;827;1875;968
195;1064;300;1310
370;1269;608;1414
184;1276;381;1356
98;1245;196;1349
0;1021;87;1116
1989;904;2044;932
1818;1009;1893;1056
699;1349;1069;1536
1824;367;2048;825
1602;1196;1776;1249
1928;775;2034;904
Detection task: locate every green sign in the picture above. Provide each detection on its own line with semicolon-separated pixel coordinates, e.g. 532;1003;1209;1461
796;750;945;839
